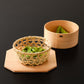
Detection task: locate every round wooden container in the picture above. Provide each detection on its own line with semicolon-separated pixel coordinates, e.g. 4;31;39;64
44;20;79;49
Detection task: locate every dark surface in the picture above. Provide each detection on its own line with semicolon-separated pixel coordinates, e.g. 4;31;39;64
0;0;83;84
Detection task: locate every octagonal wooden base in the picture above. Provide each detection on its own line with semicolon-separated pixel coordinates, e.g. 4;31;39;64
4;48;57;72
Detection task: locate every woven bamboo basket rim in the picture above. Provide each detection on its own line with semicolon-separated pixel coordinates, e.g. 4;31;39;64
13;36;51;55
44;20;79;35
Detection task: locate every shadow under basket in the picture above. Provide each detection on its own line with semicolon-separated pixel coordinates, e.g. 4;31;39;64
44;20;79;49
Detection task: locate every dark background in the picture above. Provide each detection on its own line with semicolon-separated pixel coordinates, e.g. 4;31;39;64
0;0;83;84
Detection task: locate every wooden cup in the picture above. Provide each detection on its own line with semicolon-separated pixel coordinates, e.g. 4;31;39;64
44;20;79;49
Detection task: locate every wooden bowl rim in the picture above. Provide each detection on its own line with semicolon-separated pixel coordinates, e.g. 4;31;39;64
44;20;79;35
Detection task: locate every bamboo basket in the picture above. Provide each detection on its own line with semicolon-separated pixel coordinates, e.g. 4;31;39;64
44;20;79;49
13;36;51;66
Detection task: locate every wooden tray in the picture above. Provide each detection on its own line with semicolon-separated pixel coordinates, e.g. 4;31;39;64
4;48;57;72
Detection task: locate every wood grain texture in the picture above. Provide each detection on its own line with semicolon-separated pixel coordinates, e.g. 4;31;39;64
44;20;79;49
4;48;57;72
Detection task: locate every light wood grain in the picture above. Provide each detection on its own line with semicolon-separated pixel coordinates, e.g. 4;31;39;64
4;48;57;72
44;20;79;49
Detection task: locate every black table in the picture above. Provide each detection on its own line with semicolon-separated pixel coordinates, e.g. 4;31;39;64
0;0;83;84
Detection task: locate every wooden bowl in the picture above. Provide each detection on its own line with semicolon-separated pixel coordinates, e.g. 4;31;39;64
44;20;79;49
